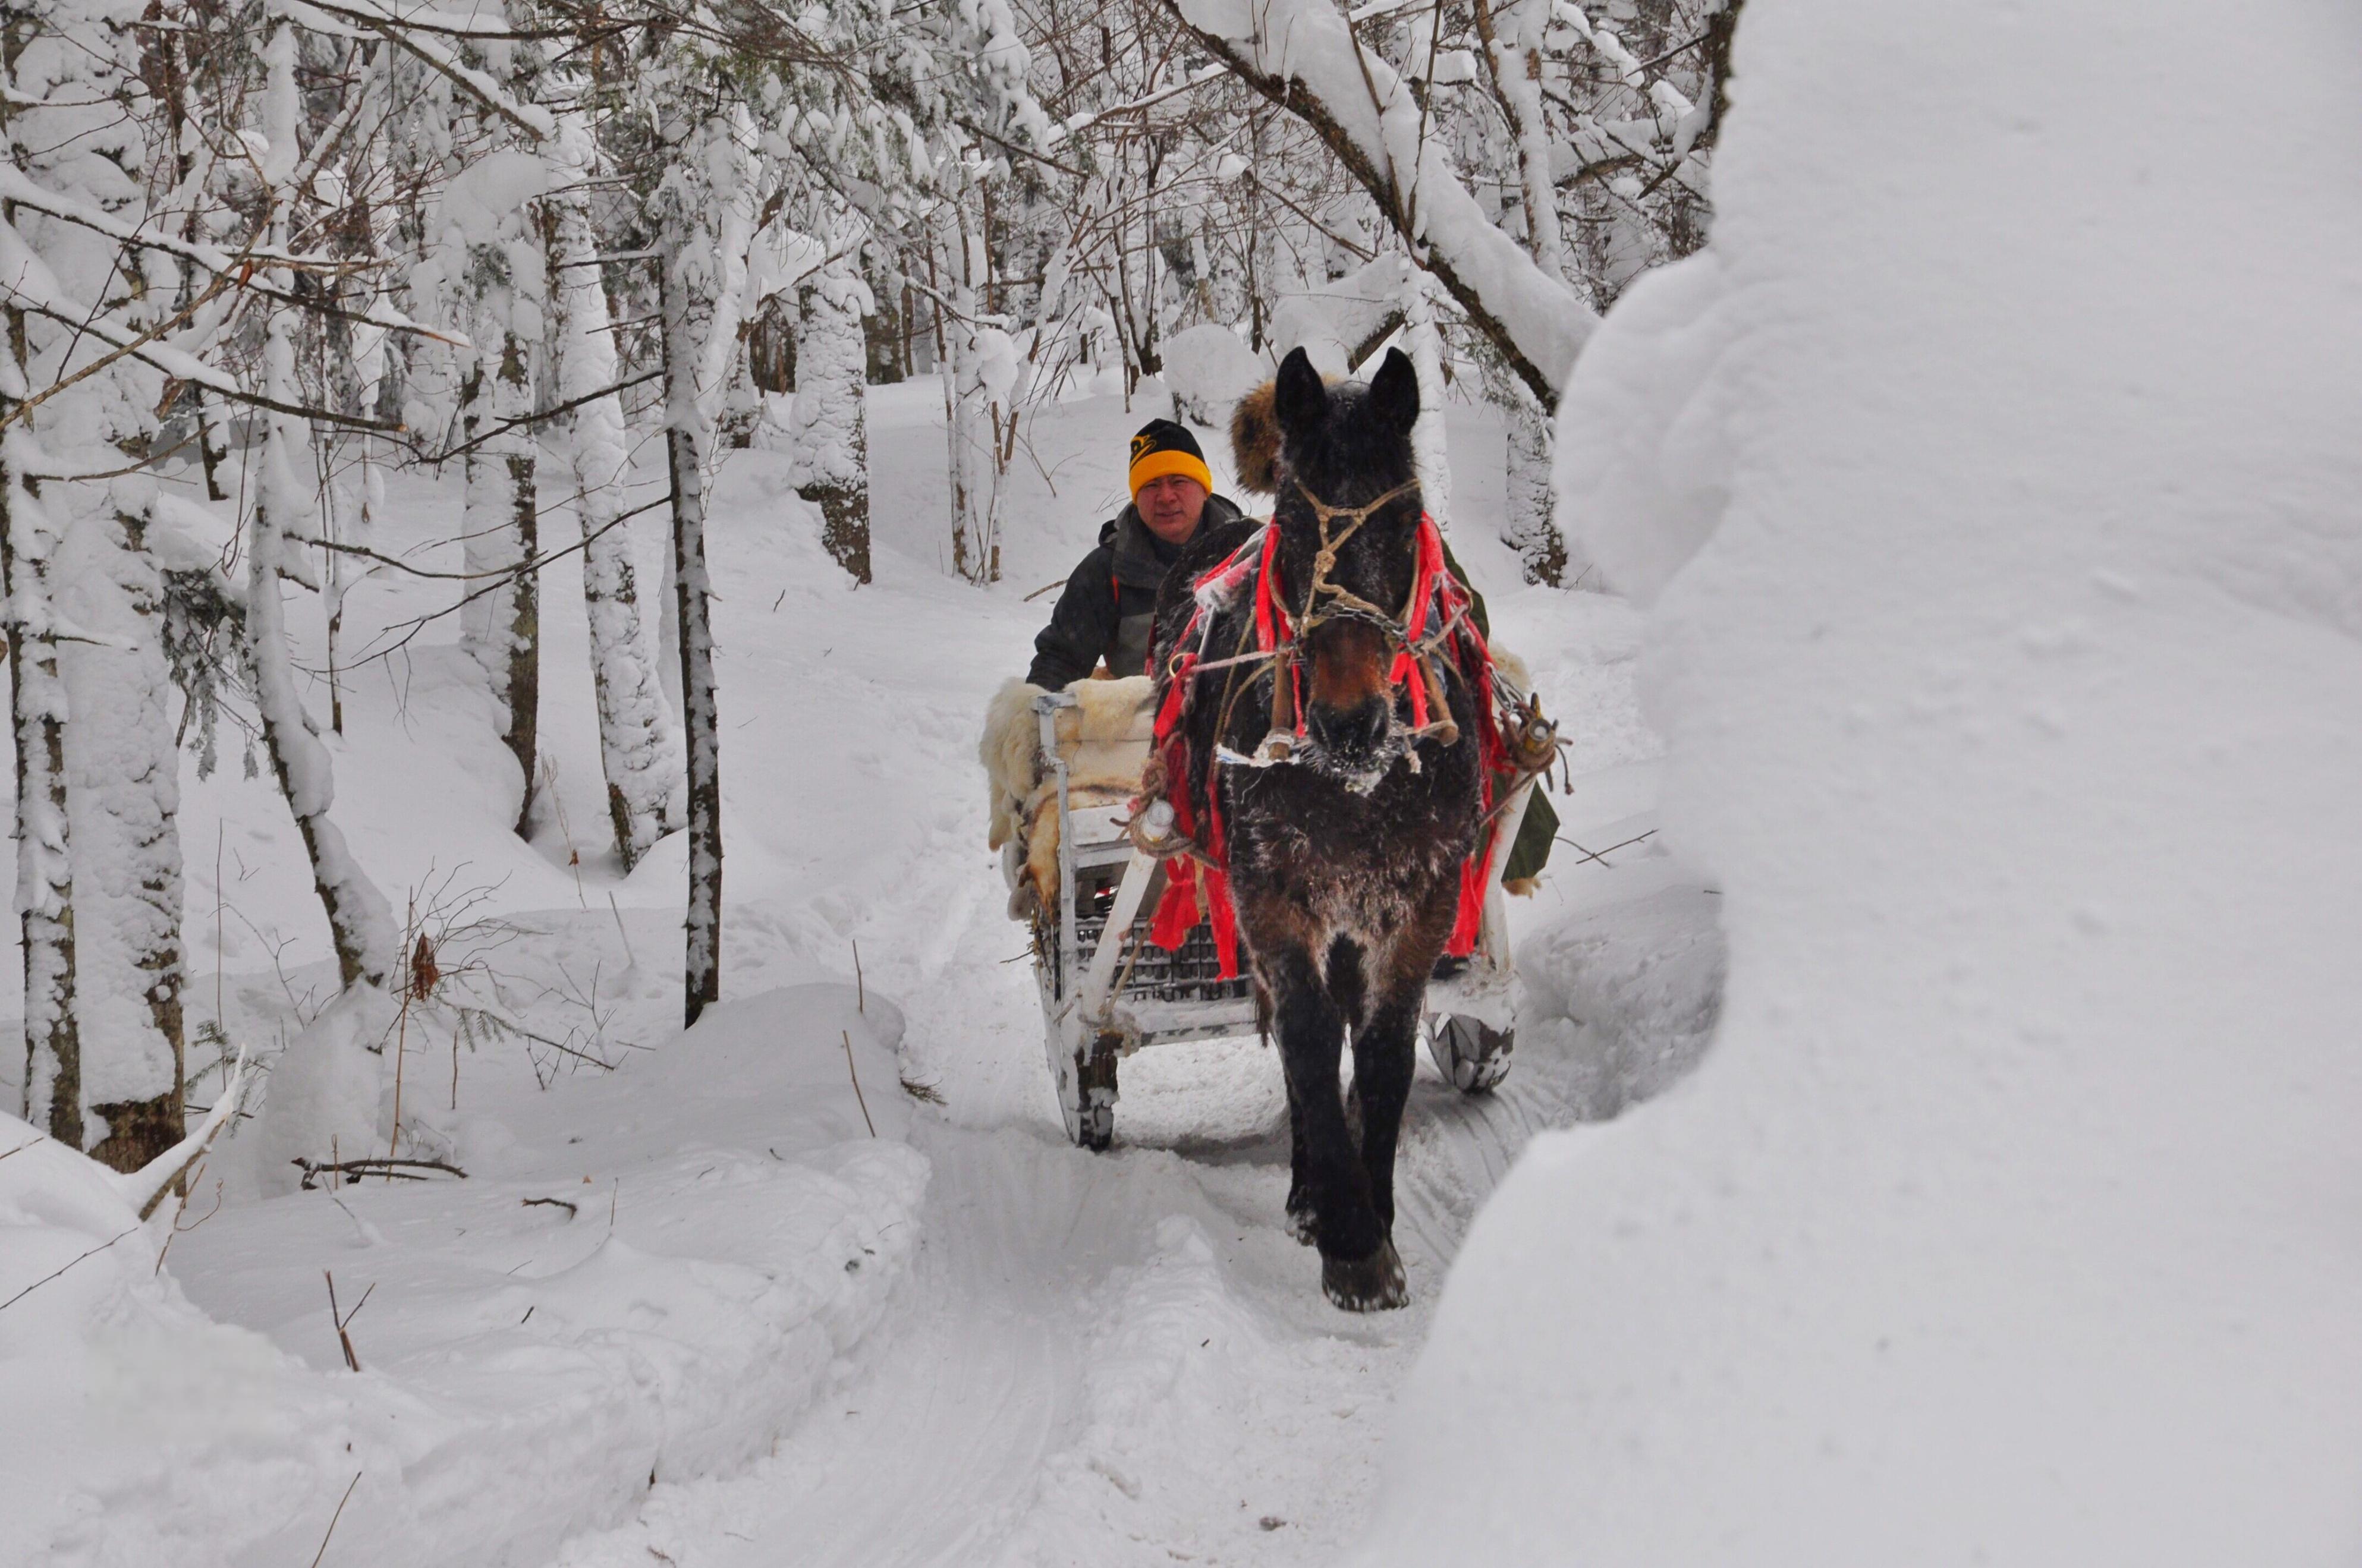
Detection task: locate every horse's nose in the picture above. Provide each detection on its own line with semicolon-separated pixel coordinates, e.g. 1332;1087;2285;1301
1306;697;1391;761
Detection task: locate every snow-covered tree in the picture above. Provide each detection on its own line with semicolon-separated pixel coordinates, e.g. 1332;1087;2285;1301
786;244;875;583
647;81;731;1026
543;110;682;868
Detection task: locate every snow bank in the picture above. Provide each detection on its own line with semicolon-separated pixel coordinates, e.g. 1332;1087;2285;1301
1365;2;2362;1563
1549;250;1735;602
0;1109;383;1566
3;986;927;1568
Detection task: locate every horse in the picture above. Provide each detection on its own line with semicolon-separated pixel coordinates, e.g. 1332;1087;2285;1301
1144;346;1493;1311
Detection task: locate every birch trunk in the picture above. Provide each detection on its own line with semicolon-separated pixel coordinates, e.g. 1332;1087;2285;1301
659;109;725;1027
1503;388;1572;586
942;205;1002;584
1477;0;1566;282
246;307;398;994
459;328;540;837
697;104;762;452
2;427;78;1145
1402;276;1453;531
545;115;682;868
1476;0;1577;580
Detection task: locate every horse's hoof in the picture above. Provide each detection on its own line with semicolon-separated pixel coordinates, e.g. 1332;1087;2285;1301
1285;1199;1318;1247
1322;1241;1408;1311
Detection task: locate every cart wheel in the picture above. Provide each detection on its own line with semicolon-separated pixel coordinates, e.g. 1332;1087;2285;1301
1427;1013;1513;1094
1051;1029;1120;1151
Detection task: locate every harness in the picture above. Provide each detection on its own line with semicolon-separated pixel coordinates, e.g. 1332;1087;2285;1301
1136;482;1558;976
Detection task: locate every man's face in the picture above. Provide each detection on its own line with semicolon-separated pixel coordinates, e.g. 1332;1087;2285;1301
1137;474;1209;546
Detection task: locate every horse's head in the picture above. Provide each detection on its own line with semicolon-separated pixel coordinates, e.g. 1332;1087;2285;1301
1269;345;1424;785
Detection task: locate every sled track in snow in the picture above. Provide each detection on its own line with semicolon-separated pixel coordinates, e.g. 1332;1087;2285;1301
552;674;1606;1566
548;1060;1594;1567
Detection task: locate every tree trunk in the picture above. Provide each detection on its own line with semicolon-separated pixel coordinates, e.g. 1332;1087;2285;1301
545;115;682;869
942;204;1003;584
1401;275;1453;531
697;103;763;452
790;258;873;584
1475;0;1567;282
1503;388;1573;587
61;497;185;1169
2;427;78;1145
247;308;398;994
660;110;725;1028
460;328;540;839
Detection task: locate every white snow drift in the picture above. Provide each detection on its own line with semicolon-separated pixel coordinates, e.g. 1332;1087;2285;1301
1364;2;2362;1564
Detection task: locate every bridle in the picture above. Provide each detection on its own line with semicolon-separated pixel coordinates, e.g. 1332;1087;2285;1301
1288;477;1422;638
1187;476;1467;768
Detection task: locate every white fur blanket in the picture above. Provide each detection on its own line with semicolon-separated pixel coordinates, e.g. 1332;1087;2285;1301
980;676;1156;914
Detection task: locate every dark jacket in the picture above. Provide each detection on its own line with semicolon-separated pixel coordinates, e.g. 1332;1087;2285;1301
1027;496;1246;688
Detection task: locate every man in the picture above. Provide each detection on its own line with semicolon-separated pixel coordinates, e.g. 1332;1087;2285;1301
1027;420;1245;688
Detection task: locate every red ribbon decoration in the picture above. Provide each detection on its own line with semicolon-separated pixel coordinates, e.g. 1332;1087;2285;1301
1142;514;1514;976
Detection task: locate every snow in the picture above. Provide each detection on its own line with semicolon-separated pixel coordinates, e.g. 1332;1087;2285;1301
437;149;553;247
4;990;927;1568
1550;247;1733;601
4;367;1716;1561
1366;2;2362;1562
1160;322;1269;426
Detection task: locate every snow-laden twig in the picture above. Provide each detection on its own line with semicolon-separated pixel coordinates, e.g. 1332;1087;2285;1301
115;1047;256;1221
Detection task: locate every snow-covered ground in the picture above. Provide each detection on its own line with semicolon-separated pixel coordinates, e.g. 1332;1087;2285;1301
3;373;1720;1565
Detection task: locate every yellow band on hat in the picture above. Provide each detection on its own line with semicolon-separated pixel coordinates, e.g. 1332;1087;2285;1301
1129;448;1213;499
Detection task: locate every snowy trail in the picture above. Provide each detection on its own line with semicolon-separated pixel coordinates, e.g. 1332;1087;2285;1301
537;398;1699;1567
555;1132;1079;1568
551;783;1638;1566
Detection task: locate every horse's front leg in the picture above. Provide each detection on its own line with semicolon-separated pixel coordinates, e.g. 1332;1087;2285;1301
1283;1066;1317;1245
1262;943;1402;1310
1261;976;1317;1246
1349;941;1433;1248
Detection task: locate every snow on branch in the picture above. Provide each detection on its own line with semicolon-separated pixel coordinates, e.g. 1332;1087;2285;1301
115;1049;255;1221
1167;0;1594;403
283;0;555;141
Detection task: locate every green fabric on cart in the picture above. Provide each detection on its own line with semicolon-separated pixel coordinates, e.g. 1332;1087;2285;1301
1502;787;1558;886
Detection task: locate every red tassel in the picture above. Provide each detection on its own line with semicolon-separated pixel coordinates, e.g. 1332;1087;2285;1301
1254;523;1289;652
1203;865;1241;978
1151;859;1197;951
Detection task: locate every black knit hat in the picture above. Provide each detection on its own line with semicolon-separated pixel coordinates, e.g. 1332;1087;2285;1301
1128;418;1213;498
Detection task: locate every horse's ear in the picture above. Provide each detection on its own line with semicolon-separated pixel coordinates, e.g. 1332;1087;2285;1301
1369;348;1419;434
1274;347;1326;438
